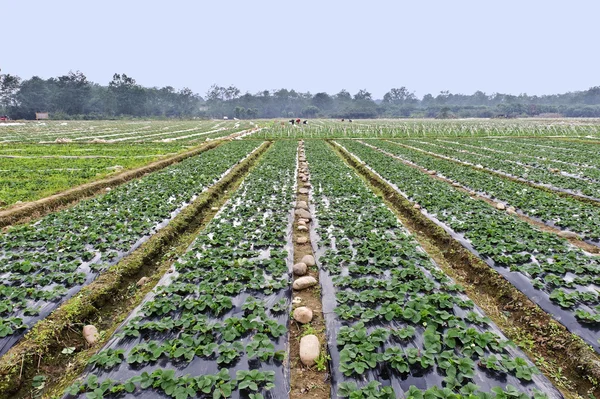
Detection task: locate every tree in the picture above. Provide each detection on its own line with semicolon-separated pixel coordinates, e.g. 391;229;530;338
205;84;226;102
14;76;55;119
0;73;21;111
224;85;240;101
312;92;333;111
302;105;320;117
55;71;91;115
382;87;416;105
108;73;146;116
335;89;352;102
353;89;372;101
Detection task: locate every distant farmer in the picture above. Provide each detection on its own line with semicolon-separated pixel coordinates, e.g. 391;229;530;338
303;120;308;125
341;118;345;122
289;119;295;125
296;118;301;124
349;119;353;122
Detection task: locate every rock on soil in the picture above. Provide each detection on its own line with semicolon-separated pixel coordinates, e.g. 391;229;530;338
293;307;313;324
296;200;309;210
413;204;421;209
427;170;436;175
83;325;99;345
298;188;309;194
297;236;308;244
136;277;149;287
301;254;315;267
300;335;320;366
558;230;579;239
293;262;308;276
297;225;308;232
295;209;312;220
293;276;317;290
496;203;506;210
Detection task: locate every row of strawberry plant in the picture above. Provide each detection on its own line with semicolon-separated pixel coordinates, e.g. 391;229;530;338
432;138;600;183
498;137;600;161
0;121;221;143
449;137;600;170
339;140;600;351
305;140;559;398
400;139;600;199
64;140;298;399
367;139;600;242
0;140;262;354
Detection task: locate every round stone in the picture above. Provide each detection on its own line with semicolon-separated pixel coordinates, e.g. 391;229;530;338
299;335;320;366
295;209;312;220
293;307;313;324
293;262;308;276
301;254;315;267
83;325;99;345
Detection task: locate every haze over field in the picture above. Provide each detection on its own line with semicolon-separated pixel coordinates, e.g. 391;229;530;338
3;0;599;98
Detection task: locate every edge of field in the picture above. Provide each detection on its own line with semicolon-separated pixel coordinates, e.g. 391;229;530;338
0;140;223;229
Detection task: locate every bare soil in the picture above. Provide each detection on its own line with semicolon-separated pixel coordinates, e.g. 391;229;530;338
289;141;331;399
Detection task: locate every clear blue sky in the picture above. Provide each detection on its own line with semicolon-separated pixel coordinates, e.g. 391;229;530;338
3;0;599;99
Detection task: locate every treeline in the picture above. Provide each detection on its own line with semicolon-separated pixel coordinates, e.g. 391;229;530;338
0;71;202;120
1;71;600;119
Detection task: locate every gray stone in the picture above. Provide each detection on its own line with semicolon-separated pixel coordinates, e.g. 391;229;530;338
296;200;309;210
301;254;316;267
293;307;313;324
295;209;312;220
293;262;308;276
293;276;317;290
300;335;320;366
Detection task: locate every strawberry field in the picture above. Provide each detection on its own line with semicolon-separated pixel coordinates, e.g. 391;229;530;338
1;120;600;398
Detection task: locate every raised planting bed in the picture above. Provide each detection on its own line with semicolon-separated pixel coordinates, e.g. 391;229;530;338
305;140;561;398
400;139;600;200
0;140;262;355
63;140;298;399
339;140;600;353
370;139;600;243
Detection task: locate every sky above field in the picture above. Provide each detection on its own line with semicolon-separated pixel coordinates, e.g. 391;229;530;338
3;0;599;99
